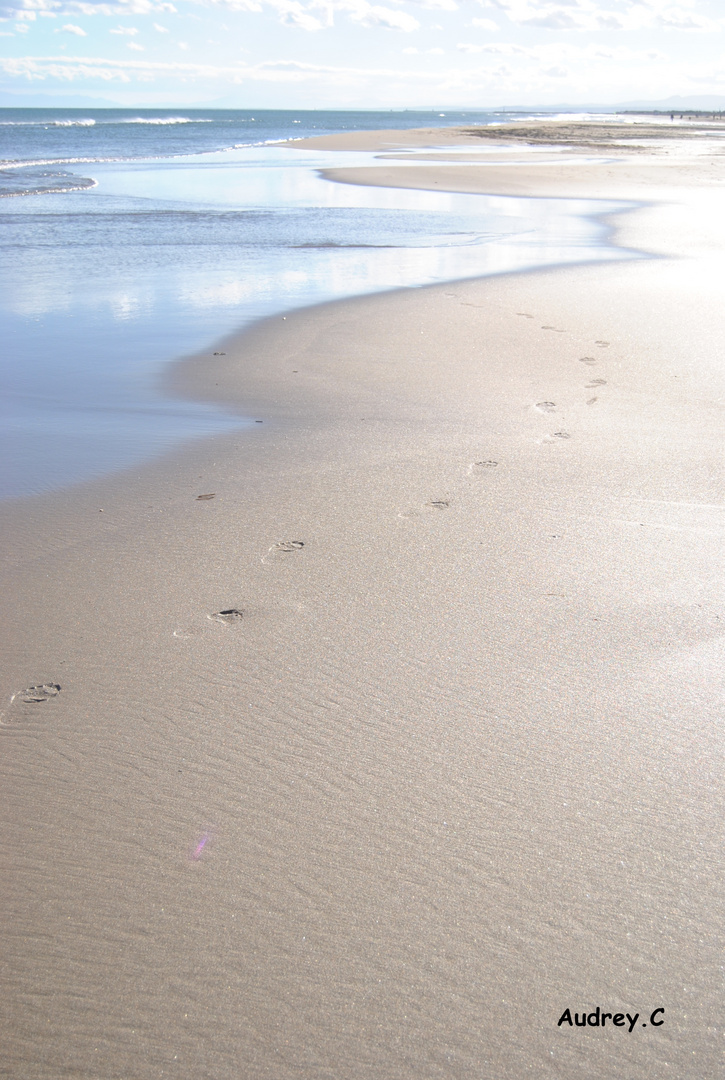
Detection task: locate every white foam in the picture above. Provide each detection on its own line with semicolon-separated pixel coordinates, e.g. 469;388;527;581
120;117;211;125
0;116;210;127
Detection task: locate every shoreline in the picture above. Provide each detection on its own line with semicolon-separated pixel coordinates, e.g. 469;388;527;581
286;122;725;262
1;125;723;1079
1;135;639;503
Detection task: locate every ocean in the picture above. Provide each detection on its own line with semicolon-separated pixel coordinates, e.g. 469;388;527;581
0;108;635;498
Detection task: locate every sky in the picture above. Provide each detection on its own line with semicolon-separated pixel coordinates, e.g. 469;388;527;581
0;0;724;109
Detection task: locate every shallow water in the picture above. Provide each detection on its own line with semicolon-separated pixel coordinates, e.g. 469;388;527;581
0;116;637;499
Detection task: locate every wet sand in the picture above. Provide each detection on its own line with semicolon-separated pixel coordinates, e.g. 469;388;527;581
1;126;723;1079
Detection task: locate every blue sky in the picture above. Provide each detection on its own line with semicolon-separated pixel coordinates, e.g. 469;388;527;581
1;0;724;108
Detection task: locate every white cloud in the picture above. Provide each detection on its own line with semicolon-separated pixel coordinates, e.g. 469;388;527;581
0;0;176;18
0;52;457;83
408;0;457;9
0;0;720;106
340;0;420;30
0;47;708;104
480;1;589;30
595;12;624;28
2;0;712;40
202;0;262;10
524;10;578;29
478;0;721;34
453;36;678;66
215;0;422;31
365;5;418;29
650;6;714;30
478;40;526;53
406;43;455;54
55;20;86;30
268;0;324;29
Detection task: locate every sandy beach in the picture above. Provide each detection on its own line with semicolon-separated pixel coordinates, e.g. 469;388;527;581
1;123;723;1078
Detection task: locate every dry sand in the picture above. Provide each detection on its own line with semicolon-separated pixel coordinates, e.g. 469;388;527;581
1;125;723;1079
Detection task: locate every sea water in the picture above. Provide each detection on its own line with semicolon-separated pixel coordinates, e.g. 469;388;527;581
0;108;636;499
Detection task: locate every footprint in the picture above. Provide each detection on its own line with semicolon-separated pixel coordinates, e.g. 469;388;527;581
213;351;226;356
208;608;244;624
262;539;305;564
196;493;216;501
470;460;498;473
587;397;598;405
535;401;556;413
3;683;62;723
542;326;565;332
517;312;534;318
585;379;607;388
12;683;61;704
579;357;597;365
552;431;571;439
595;340;609;347
399;500;450;520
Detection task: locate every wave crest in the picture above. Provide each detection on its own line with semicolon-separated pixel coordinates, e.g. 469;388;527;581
120;117;212;125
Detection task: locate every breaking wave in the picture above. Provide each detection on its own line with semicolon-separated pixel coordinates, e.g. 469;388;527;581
0;116;211;127
120;117;212;125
